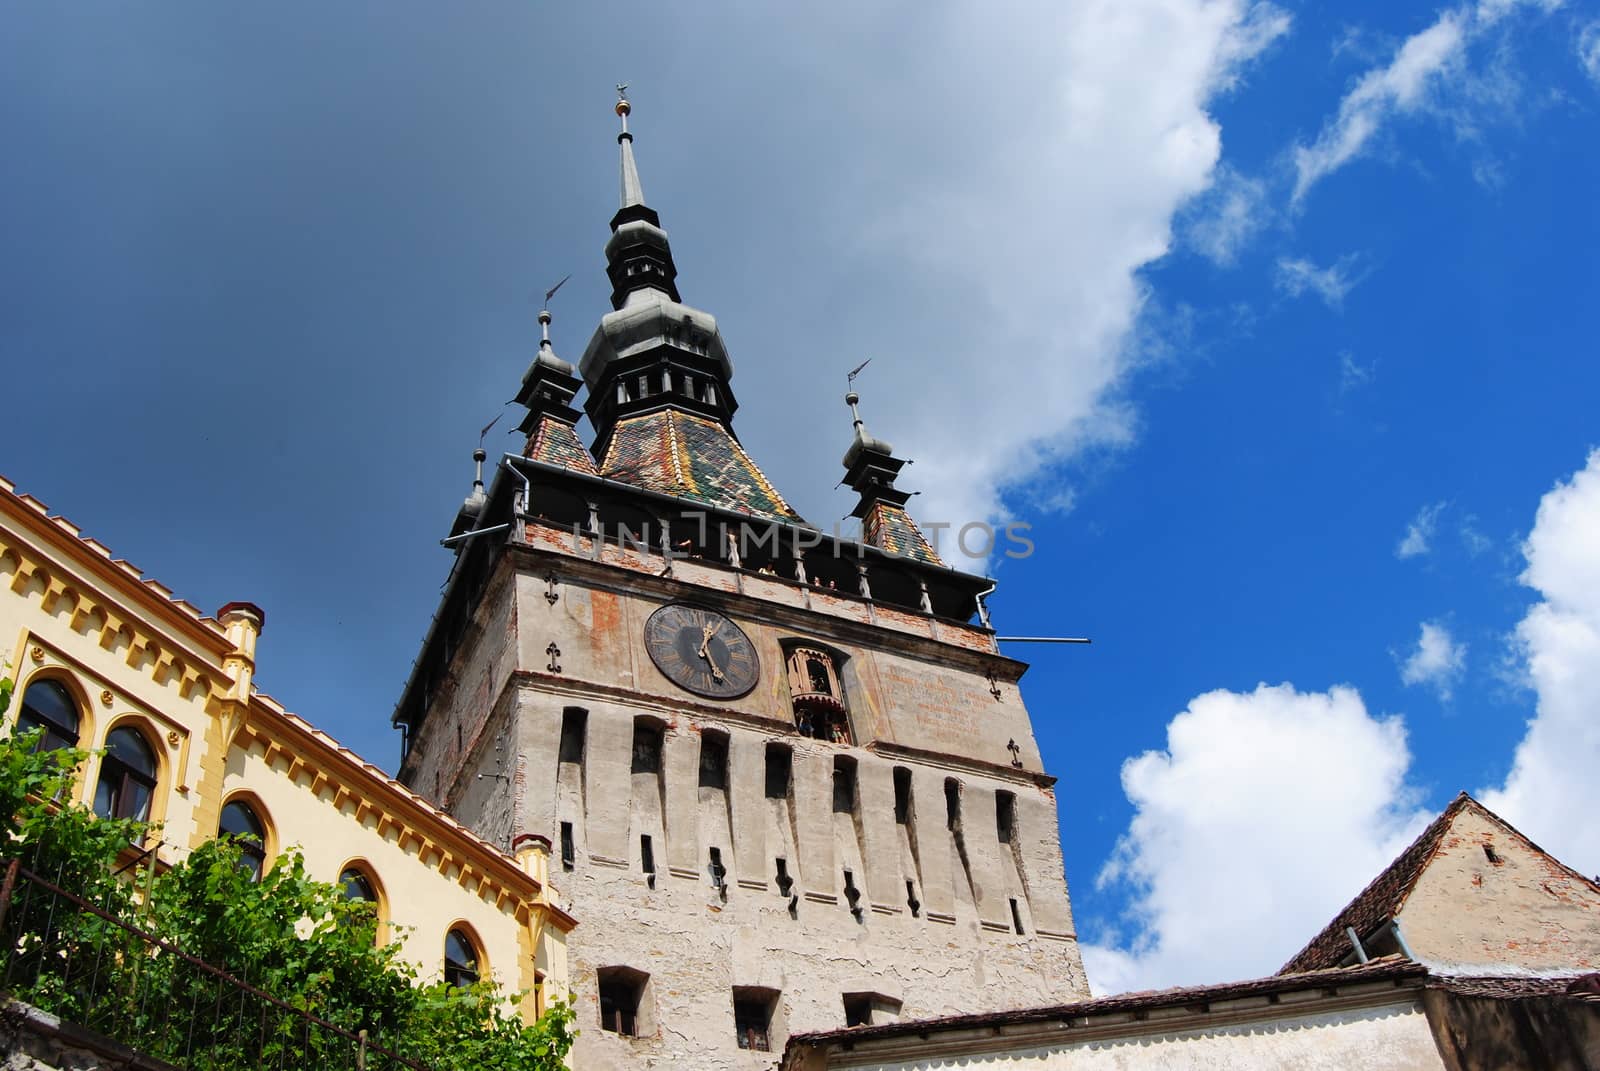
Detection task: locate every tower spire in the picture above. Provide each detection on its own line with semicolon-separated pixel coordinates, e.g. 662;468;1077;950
599;87;680;310
575;89;797;522
616;84;645;209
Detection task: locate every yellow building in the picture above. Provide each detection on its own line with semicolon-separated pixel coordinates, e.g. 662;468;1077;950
0;475;574;1013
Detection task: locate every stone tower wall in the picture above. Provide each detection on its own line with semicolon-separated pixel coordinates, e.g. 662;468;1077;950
402;532;1087;1068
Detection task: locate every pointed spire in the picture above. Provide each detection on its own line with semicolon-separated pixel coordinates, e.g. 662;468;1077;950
600;87;681;309
449;447;489;540
616;84;645;209
841;390;944;566
515;300;596;474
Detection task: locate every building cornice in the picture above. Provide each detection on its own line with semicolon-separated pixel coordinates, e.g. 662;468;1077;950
0;475;573;932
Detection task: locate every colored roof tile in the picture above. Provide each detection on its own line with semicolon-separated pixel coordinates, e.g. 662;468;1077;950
600;410;800;522
863;501;944;566
525;416;598;475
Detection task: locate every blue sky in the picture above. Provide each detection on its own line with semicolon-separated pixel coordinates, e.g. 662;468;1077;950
4;3;1598;993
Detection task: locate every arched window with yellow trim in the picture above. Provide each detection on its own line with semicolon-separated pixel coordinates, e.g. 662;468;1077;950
16;679;81;753
93;725;157;821
218;798;268;880
444;927;482;988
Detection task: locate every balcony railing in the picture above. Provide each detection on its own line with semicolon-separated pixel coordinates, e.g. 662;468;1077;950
0;852;430;1071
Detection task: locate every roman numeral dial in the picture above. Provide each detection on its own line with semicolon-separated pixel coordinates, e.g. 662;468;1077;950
643;603;760;699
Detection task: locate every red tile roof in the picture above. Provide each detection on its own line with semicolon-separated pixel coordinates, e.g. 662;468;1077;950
1280;792;1600;974
783;958;1426;1054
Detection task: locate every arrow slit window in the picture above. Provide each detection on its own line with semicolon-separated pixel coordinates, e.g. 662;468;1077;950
784;645;850;744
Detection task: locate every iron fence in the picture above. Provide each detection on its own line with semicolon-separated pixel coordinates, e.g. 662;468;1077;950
0;853;431;1071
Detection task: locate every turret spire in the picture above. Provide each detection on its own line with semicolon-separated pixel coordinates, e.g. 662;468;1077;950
841;389;944;566
515;298;596;476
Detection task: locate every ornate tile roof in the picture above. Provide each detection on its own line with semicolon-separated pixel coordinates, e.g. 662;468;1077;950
525;416;598;475
600;410;800;522
862;501;944;566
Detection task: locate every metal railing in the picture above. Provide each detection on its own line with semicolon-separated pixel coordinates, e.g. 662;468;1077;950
0;854;431;1071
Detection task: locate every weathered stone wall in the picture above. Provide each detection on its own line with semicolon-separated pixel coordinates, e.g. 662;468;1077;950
410;535;1088;1069
1399;807;1600;971
399;560;521;808
1422;988;1600;1071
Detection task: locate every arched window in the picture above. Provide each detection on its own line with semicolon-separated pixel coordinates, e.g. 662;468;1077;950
17;680;80;753
341;867;376;903
218;798;267;880
444;928;480;988
93;726;157;821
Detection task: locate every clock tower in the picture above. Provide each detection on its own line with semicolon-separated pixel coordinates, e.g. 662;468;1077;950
394;93;1088;1069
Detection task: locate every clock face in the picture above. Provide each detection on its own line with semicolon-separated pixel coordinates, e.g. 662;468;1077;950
643;604;760;699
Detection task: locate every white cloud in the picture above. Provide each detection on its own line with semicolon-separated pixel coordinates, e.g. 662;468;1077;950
1481;448;1600;873
1185;165;1270;266
1275;255;1361;307
1397;500;1447;558
730;0;1297;535
1084;683;1430;994
1399;620;1468;700
1338;351;1375;394
1291;0;1560;204
1580;21;1600;83
1459;514;1492;556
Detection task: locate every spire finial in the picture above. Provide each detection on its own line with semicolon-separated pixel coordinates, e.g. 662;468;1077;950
615;84;645;208
845;359;872;434
539;273;570;351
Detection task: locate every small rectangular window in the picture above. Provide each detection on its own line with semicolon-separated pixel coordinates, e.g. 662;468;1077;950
631;721;663;775
893;767;913;825
641;835;656;876
832;758;857;814
699;732;729;790
843;994;872;1027
598;967;647;1037
559;707;588;764
733;992;775;1051
945;779;962;832
1010;897;1025;934
560;822;575;871
765;744;792;799
996;790;1016;842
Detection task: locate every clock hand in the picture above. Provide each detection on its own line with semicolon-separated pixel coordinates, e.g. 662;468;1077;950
696;626;726;682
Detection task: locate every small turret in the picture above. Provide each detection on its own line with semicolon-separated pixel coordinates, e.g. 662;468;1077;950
840;390;944;566
448;447;490;540
516;304;597;474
